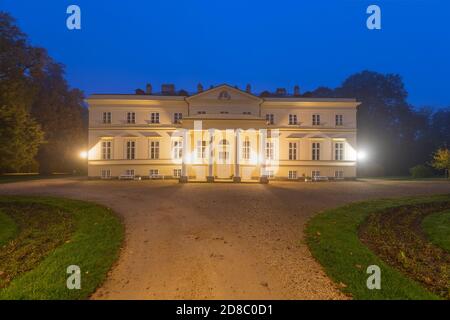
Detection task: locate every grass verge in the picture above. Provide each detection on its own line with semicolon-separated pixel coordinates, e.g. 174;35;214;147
0;211;18;247
0;196;123;300
305;194;450;300
422;209;450;253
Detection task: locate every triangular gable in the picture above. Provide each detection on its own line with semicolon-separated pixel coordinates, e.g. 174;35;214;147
186;84;262;103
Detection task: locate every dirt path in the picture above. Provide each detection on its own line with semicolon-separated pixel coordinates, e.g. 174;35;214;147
0;178;449;299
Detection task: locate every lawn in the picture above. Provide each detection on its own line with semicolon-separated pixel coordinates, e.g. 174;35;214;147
0;196;123;300
422;209;450;253
305;194;450;300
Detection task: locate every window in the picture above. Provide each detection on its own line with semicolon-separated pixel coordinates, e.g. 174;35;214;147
289;142;297;160
173;169;181;178
174;112;182;124
127;112;136;124
197;111;206;114
288;170;298;180
265;170;274;178
149;169;159;177
101;169;111;179
289;114;298;125
196;140;207;159
335;170;344;179
219;151;229;160
242;137;251;160
312;170;320;178
243;111;251;115
150;112;160;124
125;169;135;177
150;141;159;159
312;142;320;160
172;140;183;159
126;141;136;159
334;142;344;161
102;112;112;124
266;141;274;160
266;114;274;125
312;114;321;126
101;140;112;160
335;114;343;126
220;111;229;114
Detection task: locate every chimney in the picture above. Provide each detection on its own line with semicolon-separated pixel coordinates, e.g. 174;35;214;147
146;83;152;95
275;88;287;96
246;84;251;93
135;88;145;95
161;84;175;95
197;83;203;93
294;85;300;96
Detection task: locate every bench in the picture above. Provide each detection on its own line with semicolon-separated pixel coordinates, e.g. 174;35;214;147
149;174;164;180
119;174;135;180
312;176;329;182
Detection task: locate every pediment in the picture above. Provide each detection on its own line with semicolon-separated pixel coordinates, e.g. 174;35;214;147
186;84;262;104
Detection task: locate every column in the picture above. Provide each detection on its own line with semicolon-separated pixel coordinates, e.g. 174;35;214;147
259;129;269;183
207;128;215;182
180;129;189;183
233;129;241;183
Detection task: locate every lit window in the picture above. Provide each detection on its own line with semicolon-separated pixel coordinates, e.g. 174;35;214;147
101;140;112;160
103;112;112;124
173;169;181;178
335;142;344;161
196;140;207;159
312;142;320;160
149;140;159;159
174;113;182;124
149;169;159;178
266;141;274;160
101;169;111;179
127;112;136;124
335;170;344;179
150;112;160;124
242;137;251;160
289;114;298;125
289;142;297;160
172;140;183;159
288;170;297;180
312;114;321;126
126;140;136;159
265;170;274;178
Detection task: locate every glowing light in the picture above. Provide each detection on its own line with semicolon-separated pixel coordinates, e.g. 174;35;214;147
79;151;88;159
357;151;367;161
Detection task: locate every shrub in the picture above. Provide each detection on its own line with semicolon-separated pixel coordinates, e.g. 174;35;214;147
409;165;433;178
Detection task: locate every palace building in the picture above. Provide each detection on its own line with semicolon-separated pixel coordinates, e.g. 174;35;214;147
86;84;359;182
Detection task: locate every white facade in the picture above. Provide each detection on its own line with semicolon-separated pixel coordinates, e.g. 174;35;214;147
86;84;359;181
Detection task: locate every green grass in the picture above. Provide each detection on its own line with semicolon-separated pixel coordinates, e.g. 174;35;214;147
0;196;124;300
0;211;18;247
422;209;450;253
305;194;450;300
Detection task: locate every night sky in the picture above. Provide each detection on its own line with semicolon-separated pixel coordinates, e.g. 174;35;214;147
2;0;449;108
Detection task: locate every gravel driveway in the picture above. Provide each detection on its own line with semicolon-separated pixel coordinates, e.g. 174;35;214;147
1;178;449;299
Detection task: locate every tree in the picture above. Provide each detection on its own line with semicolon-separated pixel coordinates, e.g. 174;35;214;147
0;12;45;173
0;11;87;174
335;71;423;176
431;148;450;178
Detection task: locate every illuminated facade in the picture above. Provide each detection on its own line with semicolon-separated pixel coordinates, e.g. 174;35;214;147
86;84;359;181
